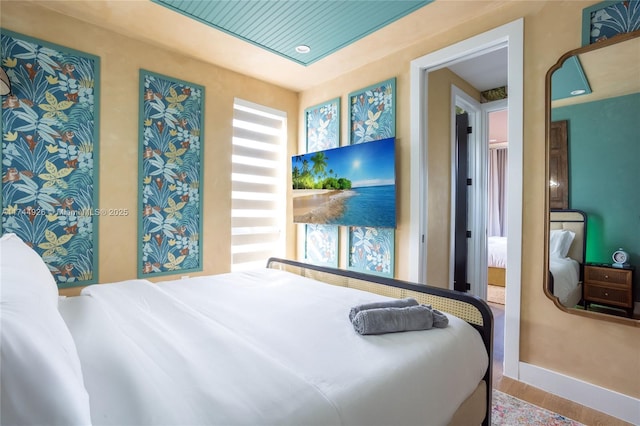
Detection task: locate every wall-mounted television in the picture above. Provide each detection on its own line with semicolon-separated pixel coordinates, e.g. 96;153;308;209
292;137;395;228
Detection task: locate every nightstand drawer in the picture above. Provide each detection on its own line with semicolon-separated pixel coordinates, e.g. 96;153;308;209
583;264;635;316
584;267;632;286
584;284;631;306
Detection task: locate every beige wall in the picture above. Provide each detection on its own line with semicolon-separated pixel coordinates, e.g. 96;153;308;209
522;1;639;399
299;0;639;402
1;1;299;294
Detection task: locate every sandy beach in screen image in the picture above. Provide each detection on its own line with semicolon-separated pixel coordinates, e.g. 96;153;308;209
293;189;356;224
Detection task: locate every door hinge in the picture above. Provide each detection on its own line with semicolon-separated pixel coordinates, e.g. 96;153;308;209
467;126;473;134
466;283;471;291
466;230;472;238
466;178;472;186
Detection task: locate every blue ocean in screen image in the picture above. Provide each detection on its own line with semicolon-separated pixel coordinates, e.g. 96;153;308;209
328;185;395;227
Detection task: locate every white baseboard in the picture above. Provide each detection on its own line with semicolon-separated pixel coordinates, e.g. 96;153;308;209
519;362;640;425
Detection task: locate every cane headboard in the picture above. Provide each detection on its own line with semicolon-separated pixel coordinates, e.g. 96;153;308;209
549;209;586;265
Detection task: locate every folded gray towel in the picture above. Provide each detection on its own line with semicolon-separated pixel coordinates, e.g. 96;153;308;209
431;308;449;328
348;298;419;322
352;305;449;335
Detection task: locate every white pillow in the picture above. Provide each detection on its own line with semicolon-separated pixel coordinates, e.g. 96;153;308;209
1;233;92;425
0;233;59;307
549;229;576;258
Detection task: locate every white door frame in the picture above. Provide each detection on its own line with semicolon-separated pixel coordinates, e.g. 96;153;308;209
409;19;523;379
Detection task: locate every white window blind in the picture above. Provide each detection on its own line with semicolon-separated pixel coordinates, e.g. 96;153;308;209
231;98;286;271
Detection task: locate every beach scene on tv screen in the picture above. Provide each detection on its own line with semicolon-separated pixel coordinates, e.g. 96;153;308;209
292;137;395;228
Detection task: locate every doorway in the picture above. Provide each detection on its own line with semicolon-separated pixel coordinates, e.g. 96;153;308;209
485;102;508;305
451;94;508;305
409;19;523;379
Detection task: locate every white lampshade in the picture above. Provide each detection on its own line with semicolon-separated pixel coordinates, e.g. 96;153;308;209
0;68;11;96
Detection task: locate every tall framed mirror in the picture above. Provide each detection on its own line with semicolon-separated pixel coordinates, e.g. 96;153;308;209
544;30;640;325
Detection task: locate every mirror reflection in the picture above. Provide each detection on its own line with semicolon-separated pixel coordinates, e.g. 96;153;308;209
546;32;640;321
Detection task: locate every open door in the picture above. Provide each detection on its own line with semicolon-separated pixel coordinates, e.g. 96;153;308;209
453;111;470;292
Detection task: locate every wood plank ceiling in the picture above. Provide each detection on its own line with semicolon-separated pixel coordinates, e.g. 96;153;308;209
152;0;434;66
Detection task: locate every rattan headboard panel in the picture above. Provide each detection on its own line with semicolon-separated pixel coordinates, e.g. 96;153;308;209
550;210;586;264
267;259;485;327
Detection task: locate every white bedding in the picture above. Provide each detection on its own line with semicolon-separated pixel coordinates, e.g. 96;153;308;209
549;256;581;307
488;236;507;268
59;269;488;426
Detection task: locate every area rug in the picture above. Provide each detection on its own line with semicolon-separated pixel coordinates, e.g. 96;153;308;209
492;389;584;425
488;284;505;305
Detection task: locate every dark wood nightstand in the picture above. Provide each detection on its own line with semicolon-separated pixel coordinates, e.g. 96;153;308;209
583;263;635;317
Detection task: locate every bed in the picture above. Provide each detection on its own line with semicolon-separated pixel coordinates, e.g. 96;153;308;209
487;236;507;287
548;210;586;307
0;233;493;426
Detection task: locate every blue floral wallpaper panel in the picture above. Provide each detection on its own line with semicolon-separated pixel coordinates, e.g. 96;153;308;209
347;77;396;277
138;70;204;277
305;97;340;153
583;0;640;45
348;226;395;277
304;98;340;267
1;30;100;287
305;224;339;267
349;77;396;145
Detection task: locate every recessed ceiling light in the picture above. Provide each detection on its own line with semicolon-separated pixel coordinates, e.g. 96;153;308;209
295;45;311;54
570;89;586;96
489;139;497;142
